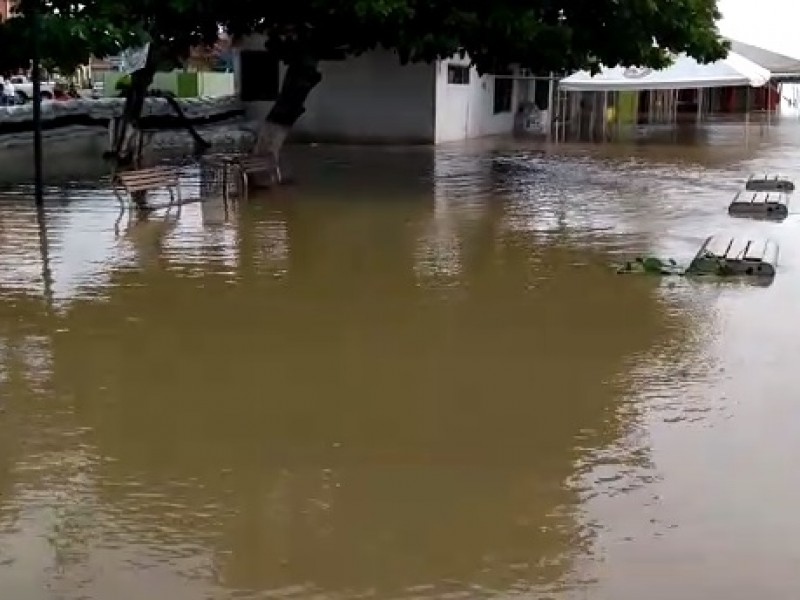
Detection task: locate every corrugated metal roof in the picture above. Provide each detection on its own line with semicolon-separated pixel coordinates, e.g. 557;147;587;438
728;39;800;77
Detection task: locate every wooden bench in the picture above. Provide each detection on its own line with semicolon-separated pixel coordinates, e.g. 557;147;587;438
114;167;182;209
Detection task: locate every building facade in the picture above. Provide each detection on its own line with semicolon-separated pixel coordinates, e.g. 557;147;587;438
235;41;520;145
0;0;13;20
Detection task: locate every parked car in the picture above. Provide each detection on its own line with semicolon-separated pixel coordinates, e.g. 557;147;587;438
9;75;55;103
0;84;17;106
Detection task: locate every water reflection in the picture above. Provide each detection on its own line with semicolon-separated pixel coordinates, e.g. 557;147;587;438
47;240;662;598
1;121;800;597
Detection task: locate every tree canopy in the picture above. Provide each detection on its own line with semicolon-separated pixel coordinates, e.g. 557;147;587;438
1;0;728;76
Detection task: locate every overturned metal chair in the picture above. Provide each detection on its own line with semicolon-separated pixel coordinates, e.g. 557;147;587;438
745;174;795;192
687;236;778;278
728;190;788;221
200;153;280;204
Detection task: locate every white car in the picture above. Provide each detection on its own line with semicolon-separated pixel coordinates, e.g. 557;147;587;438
0;78;19;106
8;75;55;103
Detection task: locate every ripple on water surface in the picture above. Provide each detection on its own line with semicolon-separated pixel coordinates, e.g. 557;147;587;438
1;127;800;598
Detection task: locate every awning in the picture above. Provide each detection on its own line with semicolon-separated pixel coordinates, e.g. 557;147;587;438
728;39;800;81
560;51;770;92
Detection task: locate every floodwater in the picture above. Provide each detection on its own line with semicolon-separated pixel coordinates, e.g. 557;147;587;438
0;119;799;599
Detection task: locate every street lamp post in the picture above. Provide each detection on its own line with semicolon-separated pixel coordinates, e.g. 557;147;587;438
30;0;43;205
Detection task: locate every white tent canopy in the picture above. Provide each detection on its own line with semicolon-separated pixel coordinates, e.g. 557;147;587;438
560;51;771;92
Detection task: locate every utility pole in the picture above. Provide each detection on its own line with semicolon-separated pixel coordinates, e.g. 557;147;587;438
31;0;43;205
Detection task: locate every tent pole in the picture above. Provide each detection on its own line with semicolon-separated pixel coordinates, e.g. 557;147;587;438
767;83;772;128
664;90;675;124
671;90;677;141
566;91;572;141
745;87;750;142
555;93;561;141
658;90;662;123
674;89;678;124
556;90;562;142
656;90;661;123
546;73;555;141
557;90;564;142
696;88;703;124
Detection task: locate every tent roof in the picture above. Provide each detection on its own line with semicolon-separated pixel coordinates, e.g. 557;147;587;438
727;39;800;79
560;51;770;92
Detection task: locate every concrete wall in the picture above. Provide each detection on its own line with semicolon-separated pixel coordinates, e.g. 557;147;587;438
198;72;235;97
434;59;518;143
235;41;436;144
297;53;435;144
0;132;110;183
99;71;234;98
234;41;519;145
152;72;181;96
98;71;123;96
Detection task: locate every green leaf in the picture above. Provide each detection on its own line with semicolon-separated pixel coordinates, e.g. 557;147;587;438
0;0;728;77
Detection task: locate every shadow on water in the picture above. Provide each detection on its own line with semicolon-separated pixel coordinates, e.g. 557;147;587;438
1;118;800;598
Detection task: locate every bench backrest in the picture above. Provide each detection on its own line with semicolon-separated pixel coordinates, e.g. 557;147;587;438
116;167;179;192
235;157;274;173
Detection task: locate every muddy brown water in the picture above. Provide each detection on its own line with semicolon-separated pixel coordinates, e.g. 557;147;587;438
0;121;799;599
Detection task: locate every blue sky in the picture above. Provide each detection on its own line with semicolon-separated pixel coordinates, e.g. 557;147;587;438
718;0;800;57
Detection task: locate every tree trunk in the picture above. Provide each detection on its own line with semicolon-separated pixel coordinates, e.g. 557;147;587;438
109;47;157;170
251;59;321;187
108;46;211;209
112;52;157;209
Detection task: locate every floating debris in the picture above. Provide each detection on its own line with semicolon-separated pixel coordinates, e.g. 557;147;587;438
686;236;777;278
616;256;684;275
728;190;788;221
745;174;794;192
616;236;778;282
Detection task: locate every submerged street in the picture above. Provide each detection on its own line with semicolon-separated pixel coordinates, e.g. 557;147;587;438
0;122;798;598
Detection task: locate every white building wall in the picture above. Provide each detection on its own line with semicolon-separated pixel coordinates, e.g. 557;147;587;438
234;40;518;145
433;59;518;143
235;40;436;144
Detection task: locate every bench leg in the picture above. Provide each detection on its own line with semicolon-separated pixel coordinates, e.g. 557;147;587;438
174;184;183;217
112;185;127;210
240;167;249;201
222;164;230;205
113;204;125;238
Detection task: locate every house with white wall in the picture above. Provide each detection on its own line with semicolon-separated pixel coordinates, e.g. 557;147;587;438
235;40;521;144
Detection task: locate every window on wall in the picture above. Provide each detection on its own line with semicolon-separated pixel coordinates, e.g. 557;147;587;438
447;65;470;85
493;75;513;114
239;50;280;101
534;78;550;110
